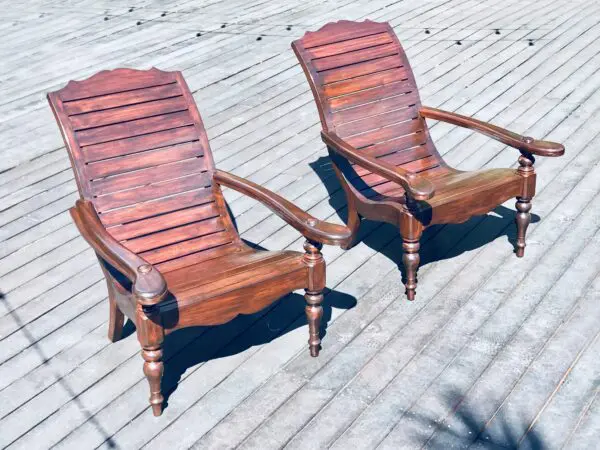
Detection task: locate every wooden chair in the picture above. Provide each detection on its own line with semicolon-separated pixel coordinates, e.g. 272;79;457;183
47;68;351;416
292;20;565;300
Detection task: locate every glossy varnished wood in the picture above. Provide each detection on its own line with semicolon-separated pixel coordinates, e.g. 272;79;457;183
293;20;565;300
47;68;351;416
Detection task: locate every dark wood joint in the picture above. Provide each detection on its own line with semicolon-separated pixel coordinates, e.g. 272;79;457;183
518;150;536;175
518;150;536;199
303;239;325;292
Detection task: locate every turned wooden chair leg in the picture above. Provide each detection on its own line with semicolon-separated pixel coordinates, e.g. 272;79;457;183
142;345;164;416
402;238;421;301
515;197;532;257
107;296;125;342
303;239;325;357
137;303;165;416
305;290;323;357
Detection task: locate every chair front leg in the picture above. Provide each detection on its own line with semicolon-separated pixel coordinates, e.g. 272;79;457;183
515;197;532;257
402;238;420;301
401;202;424;301
303;240;325;357
516;150;536;258
136;303;165;416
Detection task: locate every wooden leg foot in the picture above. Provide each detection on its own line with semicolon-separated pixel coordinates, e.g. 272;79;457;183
402;238;420;301
142;346;164;416
107;296;125;342
305;291;323;357
515;197;532;258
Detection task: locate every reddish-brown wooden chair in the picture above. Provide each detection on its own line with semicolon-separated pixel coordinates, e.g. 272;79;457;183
292;20;565;300
47;68;351;416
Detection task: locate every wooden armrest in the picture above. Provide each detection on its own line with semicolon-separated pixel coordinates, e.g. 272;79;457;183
321;131;435;201
419;106;565;157
70;200;167;307
214;170;352;246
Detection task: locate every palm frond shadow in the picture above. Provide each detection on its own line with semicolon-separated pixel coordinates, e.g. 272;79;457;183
395;388;547;449
1;290;119;448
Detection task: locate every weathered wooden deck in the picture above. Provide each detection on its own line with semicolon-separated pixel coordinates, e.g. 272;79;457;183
1;0;599;448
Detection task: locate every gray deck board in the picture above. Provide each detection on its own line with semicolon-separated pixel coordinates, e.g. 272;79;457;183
1;0;599;448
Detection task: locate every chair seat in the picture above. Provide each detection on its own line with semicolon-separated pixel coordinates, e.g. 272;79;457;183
372;168;524;224
161;248;307;304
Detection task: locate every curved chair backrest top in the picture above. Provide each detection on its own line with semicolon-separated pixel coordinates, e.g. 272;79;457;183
292;20;444;176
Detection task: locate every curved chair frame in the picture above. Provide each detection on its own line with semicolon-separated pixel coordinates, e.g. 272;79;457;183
292;20;564;299
48;68;351;415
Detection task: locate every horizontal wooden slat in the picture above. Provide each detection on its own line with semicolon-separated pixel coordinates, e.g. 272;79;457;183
329;80;414;113
358;155;441;185
362;133;429;158
313;43;398;72
124;217;224;253
306;33;393;59
320;55;401;85
378;145;435;167
94;172;210;212
156;244;242;273
99;187;214;226
59;69;177;101
86;141;204;180
336;106;417;138
108;202;218;241
63;83;181;115
301;21;389;49
323;68;408;98
83;125;198;162
141;230;234;265
91;158;207;195
76;110;195;146
332;91;419;125
346;118;422;148
70;96;188;131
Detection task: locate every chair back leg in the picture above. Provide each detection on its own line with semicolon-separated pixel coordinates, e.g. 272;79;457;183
107;295;125;342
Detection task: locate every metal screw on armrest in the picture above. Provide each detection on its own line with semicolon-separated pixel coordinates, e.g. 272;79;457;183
306;218;317;226
138;264;152;274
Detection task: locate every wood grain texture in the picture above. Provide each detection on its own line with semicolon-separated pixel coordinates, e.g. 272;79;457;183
48;68;348;416
3;2;596;448
293;19;565;300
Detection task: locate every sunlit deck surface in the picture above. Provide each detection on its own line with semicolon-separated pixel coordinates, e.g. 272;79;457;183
1;0;599;448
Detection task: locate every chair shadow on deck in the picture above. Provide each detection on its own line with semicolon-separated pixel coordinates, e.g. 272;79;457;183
309;156;540;275
159;287;356;410
121;199;357;411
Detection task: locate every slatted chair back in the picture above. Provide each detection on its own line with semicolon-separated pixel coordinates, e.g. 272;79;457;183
48;68;240;272
292;20;447;190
